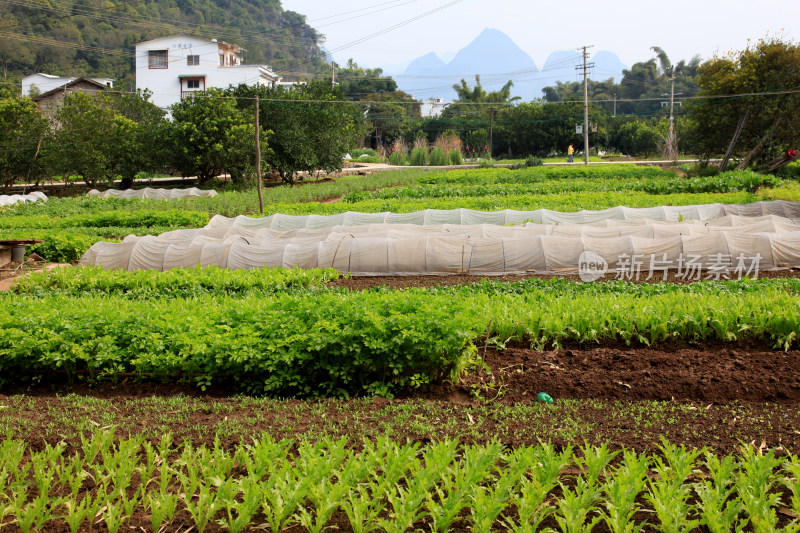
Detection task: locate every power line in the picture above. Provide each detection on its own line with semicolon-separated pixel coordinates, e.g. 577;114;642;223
279;0;465;74
0;0;148;31
314;0;422;28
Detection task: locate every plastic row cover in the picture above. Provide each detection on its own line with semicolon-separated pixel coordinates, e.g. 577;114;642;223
87;187;218;199
145;215;800;242
79;218;800;275
0;191;47;207
206;200;800;230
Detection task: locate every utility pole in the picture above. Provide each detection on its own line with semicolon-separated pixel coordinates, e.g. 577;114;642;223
577;45;594;165
612;94;617;117
661;74;681;160
668;75;676;159
331;63;337;90
488;108;495;161
255;95;263;216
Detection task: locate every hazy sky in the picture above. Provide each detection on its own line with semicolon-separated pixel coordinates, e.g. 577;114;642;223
280;0;798;73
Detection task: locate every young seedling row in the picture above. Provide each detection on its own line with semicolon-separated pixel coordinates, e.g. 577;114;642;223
1;433;799;532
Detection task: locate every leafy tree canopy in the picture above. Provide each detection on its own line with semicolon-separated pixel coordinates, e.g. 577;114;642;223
689;36;800;169
331;59;398;100
542;47;700;117
229;82;365;185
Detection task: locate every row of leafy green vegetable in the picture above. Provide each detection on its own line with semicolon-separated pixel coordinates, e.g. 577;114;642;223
344;170;781;201
215;189;792;217
12;265;800;299
3;166;789;220
3;189;779;227
3;273;799;394
2;433;798;533
1;169;430;218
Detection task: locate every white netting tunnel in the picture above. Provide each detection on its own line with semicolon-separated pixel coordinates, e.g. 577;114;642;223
87;188;218;199
0;191;47;207
79;200;800;275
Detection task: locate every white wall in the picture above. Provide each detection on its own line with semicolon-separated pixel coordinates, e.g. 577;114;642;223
22;74;71;96
21;74;114;97
135;35;278;111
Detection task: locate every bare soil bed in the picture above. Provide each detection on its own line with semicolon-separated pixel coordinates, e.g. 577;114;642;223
3;341;799;455
458;341;800;404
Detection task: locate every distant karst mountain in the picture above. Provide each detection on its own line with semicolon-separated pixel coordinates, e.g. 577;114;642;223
395;28;627;101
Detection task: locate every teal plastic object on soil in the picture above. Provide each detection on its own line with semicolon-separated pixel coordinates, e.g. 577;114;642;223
537;392;554;403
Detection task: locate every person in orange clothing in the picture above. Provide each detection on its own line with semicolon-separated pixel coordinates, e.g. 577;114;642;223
567;143;574;163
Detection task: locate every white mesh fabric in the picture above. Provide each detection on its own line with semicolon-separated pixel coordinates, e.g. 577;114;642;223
87;188;217;199
0;193;47;206
77;201;800;275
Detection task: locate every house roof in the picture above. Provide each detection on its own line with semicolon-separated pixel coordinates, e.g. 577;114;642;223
134;33;243;54
133;33;216;47
31;78;109;101
23;73;67;81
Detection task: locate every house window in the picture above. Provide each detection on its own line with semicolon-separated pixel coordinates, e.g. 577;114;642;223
186;80;200;89
187;55;199;66
148;50;168;69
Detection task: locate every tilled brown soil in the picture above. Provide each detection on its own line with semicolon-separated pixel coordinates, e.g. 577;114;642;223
465;341;800;404
2;342;799;532
3;341;800;455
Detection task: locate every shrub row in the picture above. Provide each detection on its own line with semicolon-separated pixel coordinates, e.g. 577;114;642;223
0;292;479;397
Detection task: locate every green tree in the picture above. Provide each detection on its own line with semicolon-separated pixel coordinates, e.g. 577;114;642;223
168;89;266;185
98;90;168;188
443;75;520;157
47;90;170;188
0;96;49;191
333;59;399;100
542;47;700;118
48;91;119;187
689;36;800;170
229;82;364;185
613;120;661;156
364;90;420;147
492;101;587;157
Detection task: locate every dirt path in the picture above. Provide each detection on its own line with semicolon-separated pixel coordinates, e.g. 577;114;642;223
0;263;72;292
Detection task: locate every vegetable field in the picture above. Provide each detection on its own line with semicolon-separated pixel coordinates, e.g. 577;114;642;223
2;164;800;532
2;435;799;532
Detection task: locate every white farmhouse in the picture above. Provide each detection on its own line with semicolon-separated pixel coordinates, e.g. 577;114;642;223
420;97;450;118
22;73;114;97
134;34;282;111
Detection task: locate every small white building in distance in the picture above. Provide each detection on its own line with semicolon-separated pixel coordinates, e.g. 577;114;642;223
22;73;114;97
420;97;450;117
134;34;282;111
